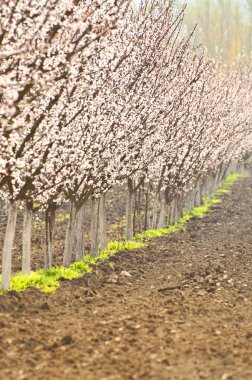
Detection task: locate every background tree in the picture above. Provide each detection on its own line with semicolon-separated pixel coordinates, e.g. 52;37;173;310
176;0;252;62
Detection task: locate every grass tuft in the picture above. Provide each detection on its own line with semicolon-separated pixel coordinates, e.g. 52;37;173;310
0;261;91;294
134;228;170;240
215;173;242;196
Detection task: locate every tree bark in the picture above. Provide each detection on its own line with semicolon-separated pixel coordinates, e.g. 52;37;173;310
194;181;202;207
90;198;99;256
75;204;85;261
170;198;176;225
190;191;196;210
22;202;33;275
1;200;19;289
126;178;134;240
152;193;159;229
226;161;237;176
201;177;207;197
63;202;76;267
210;173;217;196
239;163;247;176
214;167;222;189
167;204;171;226
133;191;137;237
204;175;214;196
174;196;183;221
144;191;149;231
137;187;142;232
184;192;192;213
99;194;107;251
157;190;167;229
45;203;56;269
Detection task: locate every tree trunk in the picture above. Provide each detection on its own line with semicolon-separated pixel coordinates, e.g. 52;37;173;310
75;204;85;261
1;200;19;289
22;202;33;275
137;187;142;232
99;194;107;251
167;204;171;226
194;181;202;207
184;193;192;213
126;178;134;240
157;190;167;229
90;198;99;256
219;165;227;185
240;163;247;176
214;167;222;189
170;198;176;225
174;196;183;221
226;161;237;176
190;191;196;210
63;202;76;267
204;175;214;196
201;178;207;197
133;191;137;237
45;203;56;269
144;192;149;231
152;193;159;229
211;173;217;195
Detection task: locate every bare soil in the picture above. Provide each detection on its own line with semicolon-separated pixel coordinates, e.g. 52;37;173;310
0;178;251;380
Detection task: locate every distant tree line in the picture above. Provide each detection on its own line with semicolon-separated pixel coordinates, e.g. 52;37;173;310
176;0;252;62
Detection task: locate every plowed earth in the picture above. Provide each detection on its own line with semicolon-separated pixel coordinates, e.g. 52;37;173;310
0;178;252;380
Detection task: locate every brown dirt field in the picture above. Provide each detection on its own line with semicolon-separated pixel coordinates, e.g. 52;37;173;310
0;178;252;380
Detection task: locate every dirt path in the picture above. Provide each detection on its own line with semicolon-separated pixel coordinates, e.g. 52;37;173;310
0;178;252;380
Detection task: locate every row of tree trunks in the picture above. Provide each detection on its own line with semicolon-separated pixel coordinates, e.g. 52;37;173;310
62;194;108;263
146;160;241;231
0;161;245;289
126;179;150;238
90;195;108;256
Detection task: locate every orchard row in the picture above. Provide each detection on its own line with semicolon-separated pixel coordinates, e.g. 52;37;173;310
0;0;252;289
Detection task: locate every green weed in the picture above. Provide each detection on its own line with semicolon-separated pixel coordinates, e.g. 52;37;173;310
107;240;146;251
134;228;170;241
109;262;116;270
215;173;241;196
0;260;91;294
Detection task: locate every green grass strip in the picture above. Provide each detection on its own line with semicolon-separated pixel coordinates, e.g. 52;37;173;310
135;172;242;241
0;172;241;294
0;261;92;294
0;240;146;294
